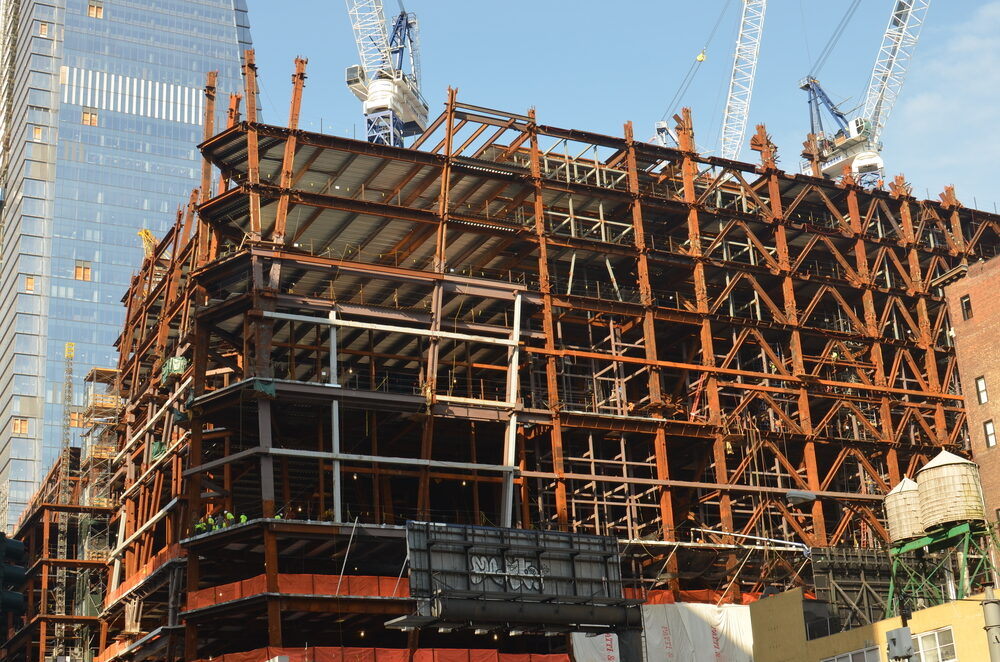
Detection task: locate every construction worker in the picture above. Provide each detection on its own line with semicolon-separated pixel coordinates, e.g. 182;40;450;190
194;518;207;534
224;511;235;527
239;513;248;524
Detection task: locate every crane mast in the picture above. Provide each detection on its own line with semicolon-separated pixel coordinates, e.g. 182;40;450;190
862;0;930;146
345;0;428;147
720;0;767;161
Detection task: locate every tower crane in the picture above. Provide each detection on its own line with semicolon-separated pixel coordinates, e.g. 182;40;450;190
801;0;930;184
654;0;766;160
345;0;428;147
720;0;767;161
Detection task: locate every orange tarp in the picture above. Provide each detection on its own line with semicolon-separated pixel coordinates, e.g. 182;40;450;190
190;648;570;662
186;573;411;610
105;544;185;607
625;588;762;605
278;573;316;594
379;576;407;598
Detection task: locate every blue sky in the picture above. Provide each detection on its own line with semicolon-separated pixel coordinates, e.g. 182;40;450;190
245;1;999;209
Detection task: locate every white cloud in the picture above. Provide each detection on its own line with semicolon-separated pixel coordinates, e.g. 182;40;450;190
887;1;1000;205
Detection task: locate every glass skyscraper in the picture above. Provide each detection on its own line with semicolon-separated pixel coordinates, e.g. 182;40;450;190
0;0;251;528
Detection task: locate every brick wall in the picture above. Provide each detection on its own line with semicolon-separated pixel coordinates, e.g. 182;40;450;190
944;258;1000;519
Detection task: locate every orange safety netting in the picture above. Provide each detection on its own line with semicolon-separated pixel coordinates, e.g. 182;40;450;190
95;639;129;662
186;573;410;610
623;587;760;605
105;544;185;607
190;649;570;662
624;587;815;605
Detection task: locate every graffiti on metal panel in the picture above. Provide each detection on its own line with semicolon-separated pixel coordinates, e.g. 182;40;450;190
469;553;543;592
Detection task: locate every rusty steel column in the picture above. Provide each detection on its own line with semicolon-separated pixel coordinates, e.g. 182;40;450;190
199;71;217;202
528;108;568;529
263;527;282;646
242;49;263;240
677;109;733;536
217;92;243;195
416;88;456;519
843;173;898;483
272;58;308;245
891;176;946;443
623;121;679;590
752;125;825;546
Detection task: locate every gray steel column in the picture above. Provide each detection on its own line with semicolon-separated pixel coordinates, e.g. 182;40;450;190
329;310;343;523
984;585;1000;662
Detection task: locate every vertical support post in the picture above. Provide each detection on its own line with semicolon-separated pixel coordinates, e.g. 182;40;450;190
844;172;896;485
329;310;343;523
501;292;522;527
623;120;679;591
983;585;1000;662
242;49;263;240
217;93;243;195
259;398;276;518
417;88;457;519
263;527;282;646
272;58;308;244
528;106;568;528
199;71;217;204
753;123;825;547
678;108;733;537
891;176;945;443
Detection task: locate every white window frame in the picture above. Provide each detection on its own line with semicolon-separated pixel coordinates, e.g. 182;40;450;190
977;376;989;404
820;646;880;662
912;626;956;662
986;420;997;448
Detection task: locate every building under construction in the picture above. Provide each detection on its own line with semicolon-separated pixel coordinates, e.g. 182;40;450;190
4;53;1000;662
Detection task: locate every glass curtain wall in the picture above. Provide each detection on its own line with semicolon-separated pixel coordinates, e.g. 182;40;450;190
0;0;251;528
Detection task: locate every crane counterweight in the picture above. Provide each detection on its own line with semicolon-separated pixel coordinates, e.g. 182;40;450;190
345;0;428;147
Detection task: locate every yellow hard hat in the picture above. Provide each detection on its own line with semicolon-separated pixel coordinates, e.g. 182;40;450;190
696;50;706;62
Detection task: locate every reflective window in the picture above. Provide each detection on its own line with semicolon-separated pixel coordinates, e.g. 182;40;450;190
977;376;989;404
74;261;93;281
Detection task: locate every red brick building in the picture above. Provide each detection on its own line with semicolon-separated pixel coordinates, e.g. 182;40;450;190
943;257;1000;518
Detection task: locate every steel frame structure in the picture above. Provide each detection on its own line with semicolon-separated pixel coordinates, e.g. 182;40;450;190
65;53;1000;662
2;449;113;662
